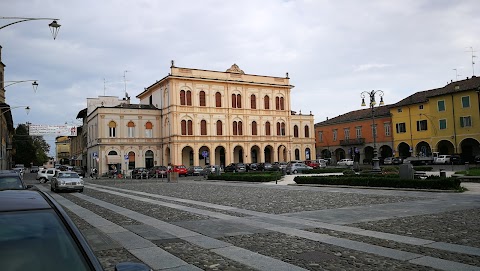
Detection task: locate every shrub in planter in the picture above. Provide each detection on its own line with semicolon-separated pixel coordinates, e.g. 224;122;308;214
413;166;433;171
342;169;356;175
293;175;460;190
382;166;399;175
309;168;346;174
207;172;281;182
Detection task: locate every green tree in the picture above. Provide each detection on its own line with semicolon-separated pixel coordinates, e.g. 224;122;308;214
13;124;50;166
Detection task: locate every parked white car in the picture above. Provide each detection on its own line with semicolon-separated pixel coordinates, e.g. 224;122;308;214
36;168;57;183
337;159;354;166
434;155;451;164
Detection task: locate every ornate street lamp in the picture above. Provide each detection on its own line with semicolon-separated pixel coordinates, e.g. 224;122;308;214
361;90;384;172
0;105;30;116
1;17;61;39
1;80;39;92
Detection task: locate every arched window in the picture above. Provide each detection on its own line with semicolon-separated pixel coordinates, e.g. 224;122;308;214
187;120;193;135
108;150;117;155
232;94;237;108
145;121;153;138
108;121;116;137
265;121;271;135
199;91;206;106
280;97;285;110
252;121;257;135
304;125;310;138
275;97;280;110
127;121;135;138
215;92;222;107
264;95;270;109
276;122;280;136
181;120;187;135
128;151;135;169
236;94;242;108
216;120;222;135
281;122;286;136
250;94;256;109
186;90;192;105
200;120;207;135
233;121;238;135
180;90;186;105
294;125;299;138
238;121;243;135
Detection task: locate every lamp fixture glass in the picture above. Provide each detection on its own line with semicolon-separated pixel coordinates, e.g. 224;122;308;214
48;20;61;40
32;81;39;92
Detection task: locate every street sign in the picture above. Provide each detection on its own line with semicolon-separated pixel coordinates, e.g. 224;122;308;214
202;151;209;158
92;152;98;158
124;155;129;160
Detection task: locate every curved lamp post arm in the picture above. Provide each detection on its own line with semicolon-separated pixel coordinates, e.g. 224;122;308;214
1;80;39;92
0;17;61;39
0;106;31;116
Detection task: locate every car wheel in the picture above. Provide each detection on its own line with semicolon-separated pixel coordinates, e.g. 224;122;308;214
40;177;46;183
78;189;84;193
293;170;298;174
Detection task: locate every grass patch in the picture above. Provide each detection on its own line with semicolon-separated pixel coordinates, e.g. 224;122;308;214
455;167;480;176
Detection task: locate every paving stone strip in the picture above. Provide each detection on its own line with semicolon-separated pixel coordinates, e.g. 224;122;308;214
88;183;480;257
39;186;309;271
81;184;480;271
37;187;201;270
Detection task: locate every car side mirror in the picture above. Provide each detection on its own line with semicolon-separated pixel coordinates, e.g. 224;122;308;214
115;262;152;271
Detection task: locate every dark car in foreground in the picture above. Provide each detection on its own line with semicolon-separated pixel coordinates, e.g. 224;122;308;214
0;189;151;270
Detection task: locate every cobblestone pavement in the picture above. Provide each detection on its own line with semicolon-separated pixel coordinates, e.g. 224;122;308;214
25;175;480;271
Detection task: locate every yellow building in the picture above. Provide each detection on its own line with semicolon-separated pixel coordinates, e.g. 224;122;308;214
55;136;71;164
390;76;480;161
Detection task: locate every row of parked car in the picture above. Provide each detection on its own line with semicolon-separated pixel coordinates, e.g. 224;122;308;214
130;165;221;179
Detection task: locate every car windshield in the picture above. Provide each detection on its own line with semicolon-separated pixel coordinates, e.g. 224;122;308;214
0;210;91;270
0;176;24;190
58;172;80;178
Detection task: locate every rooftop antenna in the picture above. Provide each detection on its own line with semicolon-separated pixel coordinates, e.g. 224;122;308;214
103;78;107;96
466;47;477;76
453;68;461;81
123;70;129;99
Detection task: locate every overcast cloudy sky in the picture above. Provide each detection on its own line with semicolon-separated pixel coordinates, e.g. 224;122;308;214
2;0;479;150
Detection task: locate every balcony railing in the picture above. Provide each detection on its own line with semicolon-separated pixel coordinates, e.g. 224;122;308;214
340;138;365;146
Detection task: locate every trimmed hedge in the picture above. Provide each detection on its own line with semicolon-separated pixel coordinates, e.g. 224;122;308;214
293;175;461;190
207;172;282;182
412;166;433;171
303;168;346;174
